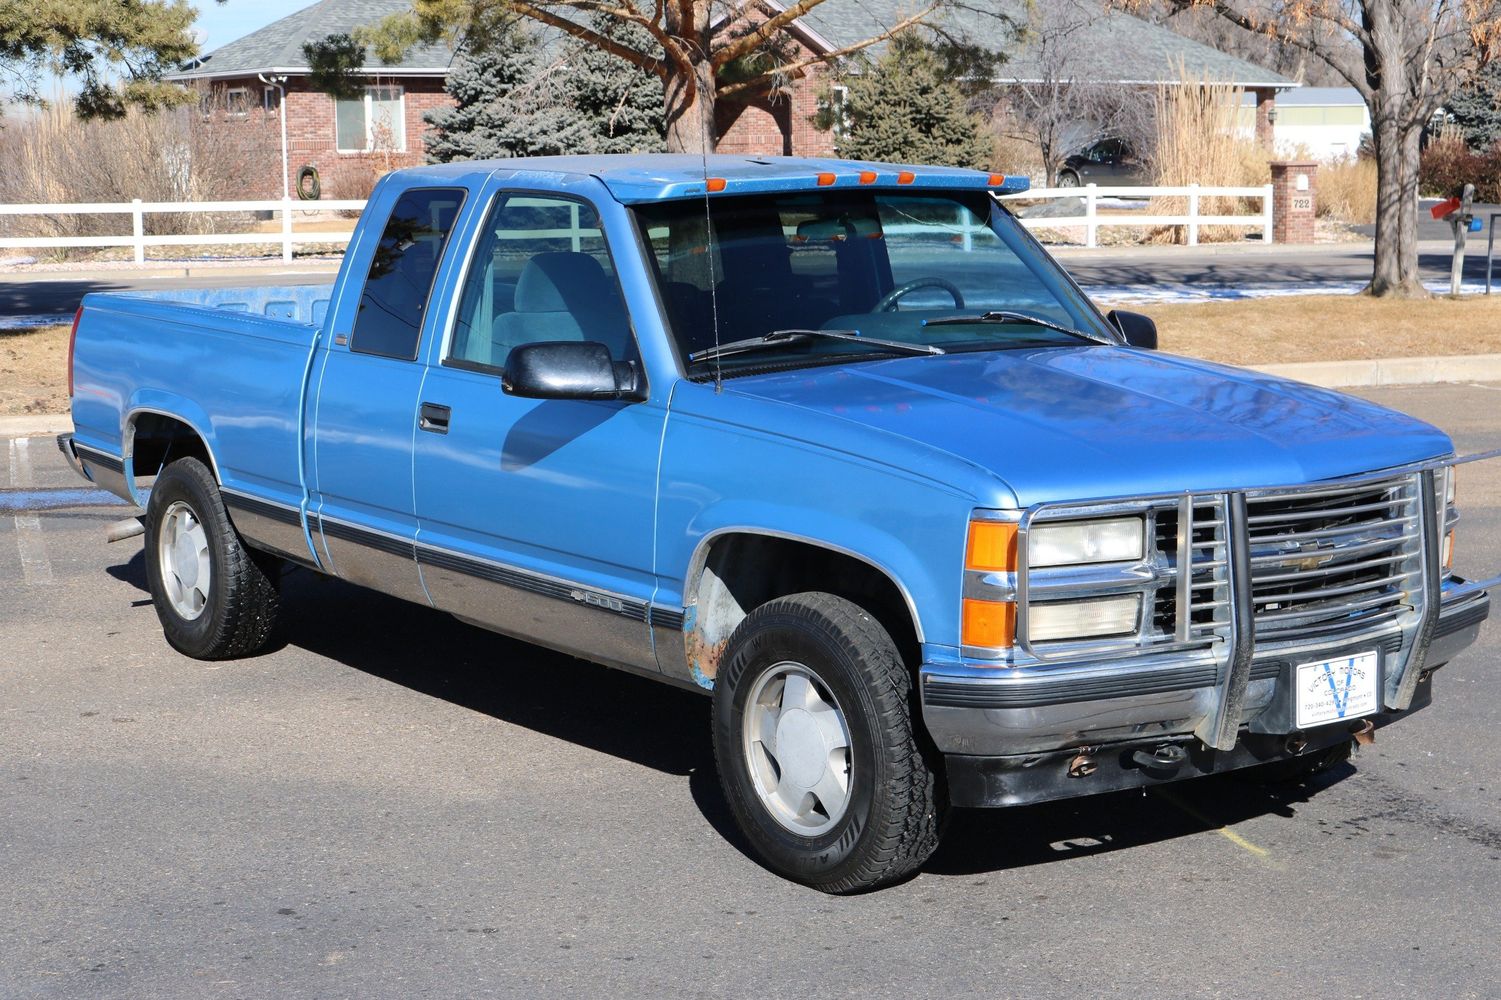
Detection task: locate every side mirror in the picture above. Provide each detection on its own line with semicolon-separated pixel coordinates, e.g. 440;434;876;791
1106;309;1158;350
503;341;641;401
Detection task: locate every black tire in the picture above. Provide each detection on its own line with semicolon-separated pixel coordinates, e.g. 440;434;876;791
711;593;944;893
144;457;280;659
1056;170;1081;188
1245;739;1354;786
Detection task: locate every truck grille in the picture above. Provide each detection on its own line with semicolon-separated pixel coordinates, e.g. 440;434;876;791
1244;476;1422;642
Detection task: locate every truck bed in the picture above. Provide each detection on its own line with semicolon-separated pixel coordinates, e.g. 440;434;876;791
69;285;330;519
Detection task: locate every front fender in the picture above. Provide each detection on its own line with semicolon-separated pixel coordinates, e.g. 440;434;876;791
656;435;978;652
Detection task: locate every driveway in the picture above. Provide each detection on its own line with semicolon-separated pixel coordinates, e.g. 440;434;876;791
2;383;1500;998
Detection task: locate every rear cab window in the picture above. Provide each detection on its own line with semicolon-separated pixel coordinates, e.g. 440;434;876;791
351;187;467;360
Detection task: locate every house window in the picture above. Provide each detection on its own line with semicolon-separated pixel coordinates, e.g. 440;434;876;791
263;87;281;112
827;85;851;137
335;86;406;153
225;86;250;119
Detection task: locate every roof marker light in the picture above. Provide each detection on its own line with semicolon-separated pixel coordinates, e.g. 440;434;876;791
988;173;1006;186
896;171;916;185
816;172;837;186
859;171;877;184
706;177;727;192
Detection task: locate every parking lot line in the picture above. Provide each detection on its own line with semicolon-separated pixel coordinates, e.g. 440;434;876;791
1151;786;1271;859
7;437;55;585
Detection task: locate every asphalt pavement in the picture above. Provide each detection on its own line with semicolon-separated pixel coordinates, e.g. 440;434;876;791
3;382;1501;998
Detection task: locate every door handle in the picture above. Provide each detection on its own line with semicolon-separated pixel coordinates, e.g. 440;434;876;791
419;402;451;434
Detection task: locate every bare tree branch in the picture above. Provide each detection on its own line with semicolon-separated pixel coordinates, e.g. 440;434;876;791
509;0;669;76
711;0;826;68
717;2;939;97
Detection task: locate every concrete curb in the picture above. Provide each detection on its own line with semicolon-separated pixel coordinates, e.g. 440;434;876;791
1252;353;1501;389
0;414;72;437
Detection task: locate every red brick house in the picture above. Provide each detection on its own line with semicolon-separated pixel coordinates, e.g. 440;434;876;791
169;0;458;199
170;0;1293;197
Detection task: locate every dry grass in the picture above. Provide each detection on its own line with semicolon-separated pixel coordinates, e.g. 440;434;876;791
1317;158;1378;225
1131;294;1501;366
0;325;70;414
1147;74;1270;244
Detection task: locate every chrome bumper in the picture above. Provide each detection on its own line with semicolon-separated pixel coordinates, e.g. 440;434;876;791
920;585;1489;757
56;433;131;502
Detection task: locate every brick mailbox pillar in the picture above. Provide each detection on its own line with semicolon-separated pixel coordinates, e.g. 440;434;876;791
1270;160;1318;245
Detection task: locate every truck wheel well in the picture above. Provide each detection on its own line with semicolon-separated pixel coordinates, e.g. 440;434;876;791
688;534;920;682
130;413;214;483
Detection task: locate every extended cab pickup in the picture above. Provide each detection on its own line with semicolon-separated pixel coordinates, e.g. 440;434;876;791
62;155;1495;892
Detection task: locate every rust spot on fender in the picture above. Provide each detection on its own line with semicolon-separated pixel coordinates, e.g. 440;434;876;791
684;628;728;689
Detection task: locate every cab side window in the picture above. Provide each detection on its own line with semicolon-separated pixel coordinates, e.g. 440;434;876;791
448;195;636;371
351;187;466;360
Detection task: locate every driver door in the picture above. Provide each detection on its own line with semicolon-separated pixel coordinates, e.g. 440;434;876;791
412;191;666;673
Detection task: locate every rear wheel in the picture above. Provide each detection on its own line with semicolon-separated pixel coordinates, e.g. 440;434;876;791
1056;170;1081;188
144;457;280;659
711;593;944;893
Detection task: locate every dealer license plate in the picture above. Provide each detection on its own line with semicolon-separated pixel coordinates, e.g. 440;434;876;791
1295;651;1379;729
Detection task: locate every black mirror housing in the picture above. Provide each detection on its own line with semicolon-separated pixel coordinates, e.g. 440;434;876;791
1106;309;1158;350
503;341;641;400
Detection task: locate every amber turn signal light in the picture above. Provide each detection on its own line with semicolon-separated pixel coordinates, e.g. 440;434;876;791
962;599;1015;648
965;520;1017;572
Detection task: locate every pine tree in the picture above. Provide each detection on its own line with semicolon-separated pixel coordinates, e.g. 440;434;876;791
423;26;590;162
832;33;993;169
568;21;667;154
1448;62;1501;151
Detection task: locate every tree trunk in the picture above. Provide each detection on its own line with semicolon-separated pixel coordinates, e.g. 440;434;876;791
663;56;717;154
1363;0;1428;298
1367;114;1429;298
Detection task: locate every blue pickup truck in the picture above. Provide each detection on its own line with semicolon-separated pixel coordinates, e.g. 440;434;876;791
61;155;1493;892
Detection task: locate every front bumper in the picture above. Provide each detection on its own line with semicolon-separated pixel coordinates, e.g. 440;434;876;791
920;585;1488;770
944;675;1432;808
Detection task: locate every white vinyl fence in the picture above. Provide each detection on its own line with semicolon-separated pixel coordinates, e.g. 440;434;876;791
0;183;1276;262
0;198;367;263
999;183;1275;247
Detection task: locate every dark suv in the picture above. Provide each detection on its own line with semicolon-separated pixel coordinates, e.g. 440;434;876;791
1058;138;1148;187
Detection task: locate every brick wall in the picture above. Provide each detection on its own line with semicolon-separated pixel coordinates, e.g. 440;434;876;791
1270;160;1318;245
204;77;455;200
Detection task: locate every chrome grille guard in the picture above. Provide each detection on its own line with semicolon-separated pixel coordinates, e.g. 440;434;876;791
1001;448;1501;751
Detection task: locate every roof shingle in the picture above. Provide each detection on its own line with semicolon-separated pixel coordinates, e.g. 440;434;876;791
169;0;456;80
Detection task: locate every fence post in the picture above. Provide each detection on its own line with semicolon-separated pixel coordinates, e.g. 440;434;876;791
1085;184;1098;248
1262;183;1274;244
131;199;145;265
1187;183;1200;247
282;199;294;262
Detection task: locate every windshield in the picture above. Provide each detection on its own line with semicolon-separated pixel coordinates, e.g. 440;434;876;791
633;190;1113;378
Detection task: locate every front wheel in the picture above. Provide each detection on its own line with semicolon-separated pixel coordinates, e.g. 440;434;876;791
711;593;944;893
144;457;280;659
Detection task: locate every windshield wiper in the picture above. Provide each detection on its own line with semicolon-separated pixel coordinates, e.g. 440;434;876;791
922;310;1107;343
689;328;945;364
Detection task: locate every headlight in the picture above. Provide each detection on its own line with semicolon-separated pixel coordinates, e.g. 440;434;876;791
1029;595;1141;641
1029;516;1144;567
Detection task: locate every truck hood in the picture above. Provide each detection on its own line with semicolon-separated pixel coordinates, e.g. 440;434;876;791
722;346;1453;507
